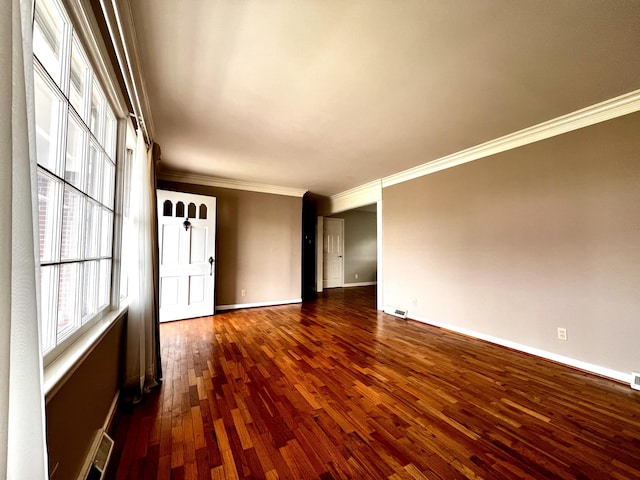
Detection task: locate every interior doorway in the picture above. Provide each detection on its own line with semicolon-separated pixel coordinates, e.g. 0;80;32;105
318;204;379;306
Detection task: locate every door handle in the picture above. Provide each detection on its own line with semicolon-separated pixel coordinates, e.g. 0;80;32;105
209;256;214;276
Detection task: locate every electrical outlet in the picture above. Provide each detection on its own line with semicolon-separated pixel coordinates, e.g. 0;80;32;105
241;289;246;297
557;327;568;341
412;298;418;307
355;273;358;279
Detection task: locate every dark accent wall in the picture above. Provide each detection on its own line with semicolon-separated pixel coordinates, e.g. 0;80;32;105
302;193;318;301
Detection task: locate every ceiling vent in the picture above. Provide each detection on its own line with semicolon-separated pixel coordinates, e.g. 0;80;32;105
384;306;408;319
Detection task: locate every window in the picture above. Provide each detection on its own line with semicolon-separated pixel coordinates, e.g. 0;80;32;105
34;0;118;357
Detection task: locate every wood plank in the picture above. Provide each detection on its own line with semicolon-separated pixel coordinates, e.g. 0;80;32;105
106;286;640;480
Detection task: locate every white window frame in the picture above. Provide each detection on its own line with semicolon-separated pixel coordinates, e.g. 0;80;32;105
34;0;130;385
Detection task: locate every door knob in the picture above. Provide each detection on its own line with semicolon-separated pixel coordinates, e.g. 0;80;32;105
209;256;214;276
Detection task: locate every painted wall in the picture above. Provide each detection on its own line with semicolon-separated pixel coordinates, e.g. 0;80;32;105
158;181;302;307
46;315;125;480
383;112;640;376
331;209;377;284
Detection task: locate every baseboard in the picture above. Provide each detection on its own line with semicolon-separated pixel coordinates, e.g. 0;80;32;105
216;298;302;311
343;281;377;287
103;390;120;432
407;314;630;384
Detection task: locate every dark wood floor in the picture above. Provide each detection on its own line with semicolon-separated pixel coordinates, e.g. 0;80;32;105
107;286;640;479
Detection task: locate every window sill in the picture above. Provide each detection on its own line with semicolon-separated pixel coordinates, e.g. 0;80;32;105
44;301;128;402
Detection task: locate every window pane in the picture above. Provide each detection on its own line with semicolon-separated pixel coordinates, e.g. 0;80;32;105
102;159;115;208
34;0;117;356
60;187;83;260
81;260;98;322
40;265;59;354
33;0;65;86
64;112;85;188
84;200;101;259
86;143;103;200
100;209;113;257
57;262;80;341
37;170;62;262
105;110;117;160
69;38;89;119
90;82;105;142
99;260;112;309
35;73;62;174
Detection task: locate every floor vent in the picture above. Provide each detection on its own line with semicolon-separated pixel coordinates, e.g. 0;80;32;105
632;372;640;391
383;306;408;319
83;431;114;480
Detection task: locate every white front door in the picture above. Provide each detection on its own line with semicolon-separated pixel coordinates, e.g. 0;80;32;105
157;190;216;322
323;217;344;288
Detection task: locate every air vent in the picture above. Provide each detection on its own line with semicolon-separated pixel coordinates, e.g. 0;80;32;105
82;431;114;480
631;372;640;391
383;306;408;319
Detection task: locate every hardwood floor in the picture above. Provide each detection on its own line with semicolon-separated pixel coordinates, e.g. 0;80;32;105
107;286;640;479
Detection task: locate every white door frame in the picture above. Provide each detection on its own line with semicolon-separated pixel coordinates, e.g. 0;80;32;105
315;198;384;311
157;190;217;322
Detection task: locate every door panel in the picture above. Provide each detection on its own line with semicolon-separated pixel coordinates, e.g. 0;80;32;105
161;224;180;264
323;217;344;288
157;190;217;322
160;276;180;306
190;227;207;263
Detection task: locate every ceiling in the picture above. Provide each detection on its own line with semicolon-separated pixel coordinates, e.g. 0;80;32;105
128;0;640;196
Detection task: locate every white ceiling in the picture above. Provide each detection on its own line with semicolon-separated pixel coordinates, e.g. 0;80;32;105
128;0;640;196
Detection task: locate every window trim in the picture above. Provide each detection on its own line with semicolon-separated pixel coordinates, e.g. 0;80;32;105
37;0;131;373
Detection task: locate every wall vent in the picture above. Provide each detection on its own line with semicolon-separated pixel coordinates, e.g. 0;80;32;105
631;372;640;391
82;431;114;480
384;306;408;319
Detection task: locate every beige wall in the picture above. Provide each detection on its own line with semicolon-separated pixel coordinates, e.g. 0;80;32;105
46;315;125;480
383;112;640;375
331;210;377;284
158;181;302;306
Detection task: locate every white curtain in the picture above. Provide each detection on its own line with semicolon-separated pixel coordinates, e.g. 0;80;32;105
0;0;49;478
124;131;159;400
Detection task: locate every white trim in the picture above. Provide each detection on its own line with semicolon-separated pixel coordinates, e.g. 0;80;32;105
376;199;383;311
343;281;377;287
216;298;302;311
99;0;155;142
103;390;120;432
115;0;155;138
328;179;382;215
382;89;640;189
158;171;307;197
405;312;631;384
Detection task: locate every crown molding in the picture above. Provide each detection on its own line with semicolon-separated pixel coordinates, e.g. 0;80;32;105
382;88;640;189
158;171;308;197
328;179;382;214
